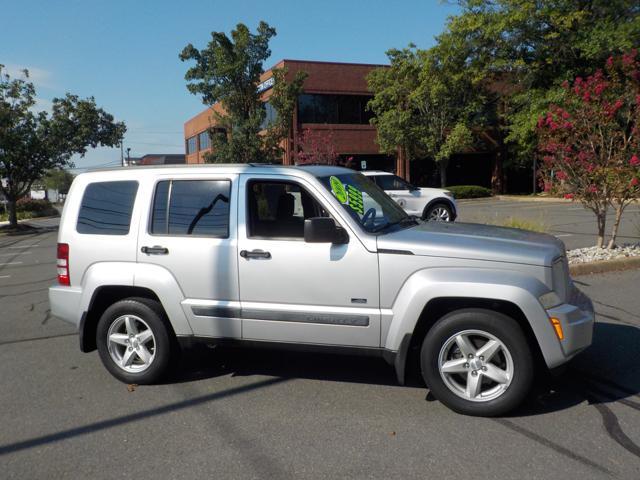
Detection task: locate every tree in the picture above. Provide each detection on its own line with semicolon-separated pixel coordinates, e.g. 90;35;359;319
295;128;340;165
367;45;478;187
43;168;74;195
0;65;125;228
438;0;640;186
537;51;640;248
180;22;305;164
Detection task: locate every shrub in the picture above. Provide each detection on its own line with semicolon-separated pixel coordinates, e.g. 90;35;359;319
447;185;492;199
16;198;54;213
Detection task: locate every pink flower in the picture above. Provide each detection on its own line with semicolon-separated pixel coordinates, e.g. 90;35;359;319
631;178;639;187
564;193;574;199
631;155;640;166
606;56;614;68
555;171;567;181
587;185;598;193
563;122;573;129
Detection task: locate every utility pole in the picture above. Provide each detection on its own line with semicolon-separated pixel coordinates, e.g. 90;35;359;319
126;148;131;167
120;142;124;167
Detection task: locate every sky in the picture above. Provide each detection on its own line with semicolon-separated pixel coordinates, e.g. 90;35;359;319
1;0;459;171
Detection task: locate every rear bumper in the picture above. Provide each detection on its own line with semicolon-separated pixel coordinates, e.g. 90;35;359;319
48;285;83;328
546;286;594;361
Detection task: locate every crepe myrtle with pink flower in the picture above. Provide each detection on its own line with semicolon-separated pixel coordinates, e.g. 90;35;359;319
537;51;640;249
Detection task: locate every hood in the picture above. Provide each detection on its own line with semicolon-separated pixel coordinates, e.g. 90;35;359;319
377;221;564;267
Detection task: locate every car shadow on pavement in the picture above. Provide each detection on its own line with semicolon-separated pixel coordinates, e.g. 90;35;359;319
171;321;640;418
510;321;640;417
169;345;400;387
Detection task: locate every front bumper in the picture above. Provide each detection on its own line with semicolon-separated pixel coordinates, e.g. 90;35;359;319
546;286;594;361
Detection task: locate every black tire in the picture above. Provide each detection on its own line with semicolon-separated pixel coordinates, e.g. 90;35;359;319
96;297;173;384
423;202;453;222
421;309;534;417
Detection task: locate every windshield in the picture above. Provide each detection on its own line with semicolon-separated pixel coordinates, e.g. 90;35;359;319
318;172;414;233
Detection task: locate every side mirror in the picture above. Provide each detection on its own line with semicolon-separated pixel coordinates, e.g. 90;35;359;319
304;217;349;244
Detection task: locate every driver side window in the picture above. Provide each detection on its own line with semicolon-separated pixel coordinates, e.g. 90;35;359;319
247;180;327;239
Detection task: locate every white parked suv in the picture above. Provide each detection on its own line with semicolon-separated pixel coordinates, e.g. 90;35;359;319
361;171;457;221
49;164;594;416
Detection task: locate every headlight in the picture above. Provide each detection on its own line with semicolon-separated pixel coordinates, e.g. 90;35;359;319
539;291;562;309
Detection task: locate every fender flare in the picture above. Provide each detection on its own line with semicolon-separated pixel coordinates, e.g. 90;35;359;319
79;262;193;336
384;267;564;372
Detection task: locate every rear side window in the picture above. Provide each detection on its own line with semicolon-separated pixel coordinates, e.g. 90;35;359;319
151;180;230;237
77;181;138;235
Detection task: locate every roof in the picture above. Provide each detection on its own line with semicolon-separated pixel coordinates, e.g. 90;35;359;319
79;163;354;180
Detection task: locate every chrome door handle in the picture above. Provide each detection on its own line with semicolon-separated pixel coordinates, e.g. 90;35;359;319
141;245;169;255
240;249;271;259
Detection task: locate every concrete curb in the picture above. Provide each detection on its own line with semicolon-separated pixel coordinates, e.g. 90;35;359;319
569;256;640;276
458;195;640;204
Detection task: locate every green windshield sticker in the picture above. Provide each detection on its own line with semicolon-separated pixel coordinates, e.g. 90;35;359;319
347;185;364;215
330;176;348;204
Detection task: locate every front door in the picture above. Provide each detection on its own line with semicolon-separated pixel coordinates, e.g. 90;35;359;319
237;174;380;347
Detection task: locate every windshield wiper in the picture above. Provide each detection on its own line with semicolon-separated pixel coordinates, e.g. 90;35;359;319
370;216;418;233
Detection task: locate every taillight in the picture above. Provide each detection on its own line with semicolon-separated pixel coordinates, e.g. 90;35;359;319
57;243;70;286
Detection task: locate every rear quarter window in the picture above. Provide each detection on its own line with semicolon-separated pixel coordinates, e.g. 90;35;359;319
76;181;139;235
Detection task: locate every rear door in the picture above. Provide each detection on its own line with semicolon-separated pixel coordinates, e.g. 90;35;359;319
136;173;241;338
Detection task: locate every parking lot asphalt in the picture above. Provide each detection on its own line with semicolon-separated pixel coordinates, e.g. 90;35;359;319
1;221;639;479
457;198;640;250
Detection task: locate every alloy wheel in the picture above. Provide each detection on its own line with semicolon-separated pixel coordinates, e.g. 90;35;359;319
107;315;156;373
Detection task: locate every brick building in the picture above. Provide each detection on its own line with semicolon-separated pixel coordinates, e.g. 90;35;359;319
183;60;409;176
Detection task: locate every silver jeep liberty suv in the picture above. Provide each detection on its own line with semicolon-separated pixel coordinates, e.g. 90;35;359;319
49;164;594;416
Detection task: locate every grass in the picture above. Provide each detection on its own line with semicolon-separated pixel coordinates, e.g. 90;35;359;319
498;216;548;233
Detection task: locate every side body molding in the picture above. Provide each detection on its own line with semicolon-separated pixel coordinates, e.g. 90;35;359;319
384;268;566;369
78;262;193;336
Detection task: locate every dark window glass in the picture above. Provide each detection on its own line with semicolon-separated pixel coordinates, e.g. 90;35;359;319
375;175;411;191
151;180;230;237
77;181;138;235
186;136;197;154
151;181;170;234
247;181;326;239
260;102;278;130
198;131;210;150
297;94;373;124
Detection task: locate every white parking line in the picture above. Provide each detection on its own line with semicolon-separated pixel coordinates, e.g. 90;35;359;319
555;234;573;237
0;251;31;257
9;244;38;249
0;275;10;279
0;261;23;266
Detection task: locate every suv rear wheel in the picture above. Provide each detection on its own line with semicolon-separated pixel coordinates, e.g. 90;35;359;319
421;309;533;416
96;298;172;384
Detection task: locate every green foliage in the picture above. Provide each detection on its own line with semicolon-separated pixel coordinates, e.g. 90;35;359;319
180;22;304;164
43;168;74;194
439;0;640;164
499;217;548;233
368;44;480;187
0;65;125;227
447;185;493;199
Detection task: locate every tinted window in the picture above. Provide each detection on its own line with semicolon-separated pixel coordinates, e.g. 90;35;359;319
77;181;138;235
298;94;373;124
151;180;230;237
186;136;197;154
375;175;411;191
247;181;326;238
198;131;210;150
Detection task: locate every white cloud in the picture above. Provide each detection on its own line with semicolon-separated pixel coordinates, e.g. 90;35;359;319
2;63;54;89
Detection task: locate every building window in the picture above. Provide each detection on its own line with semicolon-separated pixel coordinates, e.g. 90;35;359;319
186;136;197;154
260;102;278;130
198;131;211;150
297;94;374;125
151;180;231;237
77;181;138;235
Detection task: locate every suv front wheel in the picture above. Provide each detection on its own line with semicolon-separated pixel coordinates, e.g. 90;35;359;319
421;309;533;416
96;298;173;384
